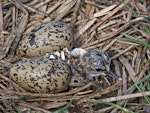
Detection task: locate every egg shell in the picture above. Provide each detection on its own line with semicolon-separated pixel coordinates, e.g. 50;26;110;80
18;21;74;58
10;56;71;93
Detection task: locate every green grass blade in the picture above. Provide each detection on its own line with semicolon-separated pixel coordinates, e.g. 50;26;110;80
12;104;22;113
120;0;138;17
87;99;134;113
142;24;150;35
119;37;150;48
127;74;150;92
54;102;71;113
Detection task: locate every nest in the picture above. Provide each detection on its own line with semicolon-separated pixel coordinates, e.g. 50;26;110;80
0;0;150;112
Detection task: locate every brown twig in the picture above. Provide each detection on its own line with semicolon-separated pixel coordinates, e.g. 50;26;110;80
100;91;150;102
18;102;52;113
70;0;81;27
5;0;29;60
0;82;94;98
0;0;3;32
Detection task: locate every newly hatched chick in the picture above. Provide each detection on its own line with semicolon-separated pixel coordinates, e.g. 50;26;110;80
70;48;121;81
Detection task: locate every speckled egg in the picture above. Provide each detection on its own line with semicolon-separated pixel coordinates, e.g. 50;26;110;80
18;21;74;58
10;55;71;93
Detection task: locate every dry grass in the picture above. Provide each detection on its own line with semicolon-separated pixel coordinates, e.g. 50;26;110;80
0;0;150;113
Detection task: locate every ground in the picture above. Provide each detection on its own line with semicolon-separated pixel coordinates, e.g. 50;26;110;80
0;0;150;113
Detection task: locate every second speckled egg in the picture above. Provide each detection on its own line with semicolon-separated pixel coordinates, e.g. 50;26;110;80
10;55;71;93
18;21;74;58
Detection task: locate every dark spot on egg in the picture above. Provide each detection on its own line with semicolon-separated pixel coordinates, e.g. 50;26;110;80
53;79;58;83
48;33;52;37
39;86;42;89
47;78;52;82
29;33;36;46
30;77;35;81
48;69;55;75
63;81;65;85
13;73;18;76
55;83;58;87
65;36;68;40
21;66;26;70
44;28;48;32
56;28;60;32
31;65;35;70
16;66;21;70
35;82;38;87
66;77;68;81
68;32;71;36
60;35;64;38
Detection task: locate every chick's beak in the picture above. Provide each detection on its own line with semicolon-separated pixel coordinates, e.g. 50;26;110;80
105;70;122;80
